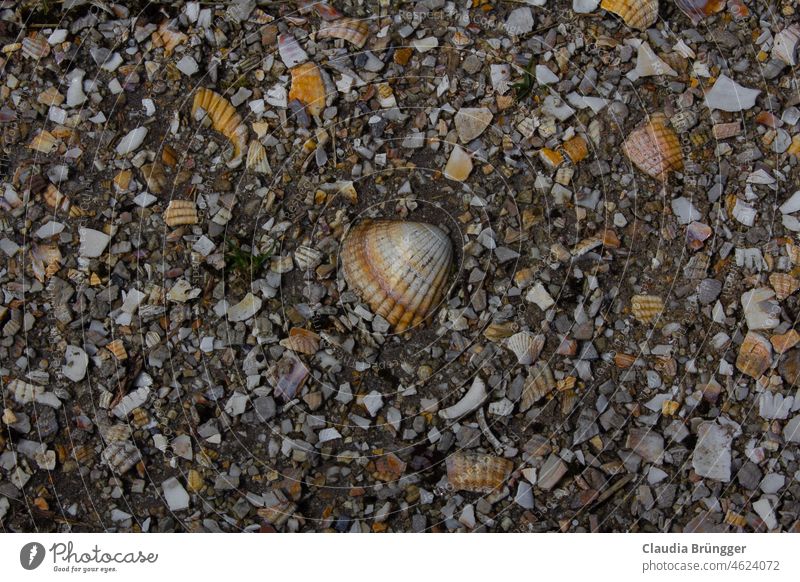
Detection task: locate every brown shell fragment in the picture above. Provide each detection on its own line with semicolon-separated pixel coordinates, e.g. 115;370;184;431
446;451;514;493
192;88;248;168
631;294;664;324
600;0;659;30
561;135;589;163
246;140;271;174
521;362;556;411
164;200;198;227
317;18;370;48
769;273;799;301
341;219;453;333
106;339;127;360
279;328;321;355
102;440;142;475
289;62;327;118
622;113;683;181
736;332;772;379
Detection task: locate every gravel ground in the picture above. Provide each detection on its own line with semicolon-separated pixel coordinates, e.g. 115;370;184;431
1;0;800;532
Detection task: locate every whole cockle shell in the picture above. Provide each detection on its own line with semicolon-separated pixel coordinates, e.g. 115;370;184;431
520;361;555;411
736;331;772;379
163;200;198;227
280;328;321;355
102;440;142;475
317;18;370;48
505;331;545;365
246;140;271;174
600;0;659;29
192;88;248;168
773;24;800;67
674;0;725;23
446;451;514;493
622;113;683;181
769;272;799;301
289;63;326;118
631;294;665;323
341;219;453;333
294;245;323;270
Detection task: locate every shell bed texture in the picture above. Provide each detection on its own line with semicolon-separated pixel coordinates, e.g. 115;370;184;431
2;0;800;536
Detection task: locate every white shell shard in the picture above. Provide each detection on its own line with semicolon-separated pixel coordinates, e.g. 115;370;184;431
692;421;733;482
454;107;493;143
505;331;545;365
772;24;800;67
741;287;780;330
704;75;760;112
342;220;453;332
630;42;677;80
115;127;148;155
227;292;263;322
278;33;308;68
779;190;800;215
439;376;488;421
443;145;473;181
62;345;88;382
79;228;110;258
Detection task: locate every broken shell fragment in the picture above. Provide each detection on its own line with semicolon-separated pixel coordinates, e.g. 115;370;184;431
280;328;321;355
674;0;724;23
227;293;263;322
622;113;683;181
631;294;665;324
769;273;799;301
294;246;323;270
163;200;198;227
443;145;473;181
342;219;453;333
520;362;556;411
505;331;545;365
106;339;127;360
446;451;514;493
246;140;271;174
439;376;488;421
600;0;659;30
278;33;308;68
289;62;326;118
736;332;772;379
561;135;589;163
192;88;248;168
317;18;370;48
773;24;800;67
102;441;142;475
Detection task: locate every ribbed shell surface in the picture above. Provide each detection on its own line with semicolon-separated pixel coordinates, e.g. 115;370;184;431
342;220;453;332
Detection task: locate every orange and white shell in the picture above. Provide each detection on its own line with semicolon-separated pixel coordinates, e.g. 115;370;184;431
622;113;683;181
164;200;198;227
317;18;370;49
192;88;248;168
736;331;771;379
600;0;659;30
446;451;514;493
631;294;665;323
289;63;327;118
280;328;321;355
341;219;453;333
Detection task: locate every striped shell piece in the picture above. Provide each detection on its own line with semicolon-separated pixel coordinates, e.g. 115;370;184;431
289;63;327;118
736;331;771;379
505;331;545;365
772;24;800;67
631;294;665;323
622;113;683;181
280;328;321;355
520;361;555;411
102;440;141;475
192;88;247;168
164;200;198;227
446;451;514;493
600;0;659;30
246;140;271;174
317;18;370;49
341;219;453;333
44;184;70;212
769;273;799;301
